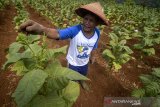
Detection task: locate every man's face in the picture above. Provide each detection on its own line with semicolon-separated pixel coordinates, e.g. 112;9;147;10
82;14;98;32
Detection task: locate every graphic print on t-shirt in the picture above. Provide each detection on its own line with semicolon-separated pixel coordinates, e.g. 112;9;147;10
77;45;89;59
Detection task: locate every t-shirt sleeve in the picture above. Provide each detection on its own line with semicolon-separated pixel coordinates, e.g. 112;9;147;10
93;28;100;50
58;25;79;40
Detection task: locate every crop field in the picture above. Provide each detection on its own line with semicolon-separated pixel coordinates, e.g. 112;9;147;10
0;0;160;107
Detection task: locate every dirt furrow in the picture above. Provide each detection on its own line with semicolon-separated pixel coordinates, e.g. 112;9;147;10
0;5;20;107
0;5;17;67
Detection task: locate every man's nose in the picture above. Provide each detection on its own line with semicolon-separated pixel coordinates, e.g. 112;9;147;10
86;19;90;24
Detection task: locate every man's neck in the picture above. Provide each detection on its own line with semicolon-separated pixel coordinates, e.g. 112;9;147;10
82;27;95;38
83;31;94;38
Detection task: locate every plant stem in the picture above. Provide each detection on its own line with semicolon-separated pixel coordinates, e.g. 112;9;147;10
26;44;36;57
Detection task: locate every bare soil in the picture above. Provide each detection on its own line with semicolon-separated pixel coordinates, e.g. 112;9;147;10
0;5;20;107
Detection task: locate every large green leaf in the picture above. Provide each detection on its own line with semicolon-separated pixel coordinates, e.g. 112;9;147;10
145;82;160;96
45;45;67;59
46;77;69;93
2;50;32;70
45;60;68;92
119;53;131;64
110;40;117;47
119;40;126;45
29;82;79;107
21;50;33;58
133;44;143;49
12;69;48;107
28;35;40;43
3;53;21;70
152;68;160;78
144;27;153;35
11;60;28;76
139;75;152;85
113;62;122;70
102;49;115;59
28;44;42;55
131;88;145;98
154;37;160;44
123;46;133;54
9;42;23;54
16;33;27;42
109;32;118;43
23;58;37;71
142;48;155;56
45;60;88;92
62;81;80;103
28;91;66;107
144;38;153;46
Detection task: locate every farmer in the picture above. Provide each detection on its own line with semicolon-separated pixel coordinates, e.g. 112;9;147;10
19;2;108;90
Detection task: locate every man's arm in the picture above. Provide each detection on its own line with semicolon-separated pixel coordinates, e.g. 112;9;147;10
19;20;59;40
42;27;59;40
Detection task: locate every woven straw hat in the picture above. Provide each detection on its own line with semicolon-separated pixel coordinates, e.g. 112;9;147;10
75;2;109;26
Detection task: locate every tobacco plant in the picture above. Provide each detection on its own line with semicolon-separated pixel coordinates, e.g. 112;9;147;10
132;68;160;106
2;33;88;107
102;31;133;71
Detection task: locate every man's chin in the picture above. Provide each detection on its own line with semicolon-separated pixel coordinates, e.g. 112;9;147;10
83;28;92;32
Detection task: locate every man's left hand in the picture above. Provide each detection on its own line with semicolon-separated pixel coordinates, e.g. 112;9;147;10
90;56;96;64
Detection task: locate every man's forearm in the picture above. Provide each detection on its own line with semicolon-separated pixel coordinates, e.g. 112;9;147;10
42;27;60;40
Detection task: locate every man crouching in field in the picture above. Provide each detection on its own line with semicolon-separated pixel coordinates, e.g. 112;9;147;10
19;2;108;90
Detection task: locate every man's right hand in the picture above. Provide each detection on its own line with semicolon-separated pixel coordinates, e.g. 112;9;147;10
19;20;45;34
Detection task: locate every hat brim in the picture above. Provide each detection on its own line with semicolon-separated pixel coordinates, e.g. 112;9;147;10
75;8;109;26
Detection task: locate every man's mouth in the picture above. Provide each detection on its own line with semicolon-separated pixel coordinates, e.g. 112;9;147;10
84;25;91;29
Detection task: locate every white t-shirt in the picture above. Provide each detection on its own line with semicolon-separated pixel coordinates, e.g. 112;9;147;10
58;24;100;66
